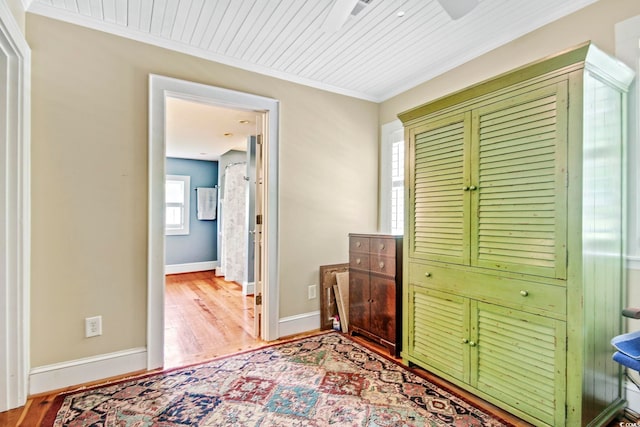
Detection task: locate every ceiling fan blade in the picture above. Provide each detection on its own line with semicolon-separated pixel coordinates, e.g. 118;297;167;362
322;0;360;32
437;0;479;20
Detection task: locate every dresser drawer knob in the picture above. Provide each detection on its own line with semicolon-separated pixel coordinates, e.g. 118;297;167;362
379;243;385;250
356;258;362;265
425;272;432;277
379;262;385;269
520;290;529;297
356;241;361;247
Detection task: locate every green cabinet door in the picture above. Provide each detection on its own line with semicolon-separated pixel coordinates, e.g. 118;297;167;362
471;82;568;279
408;286;470;383
471;301;566;426
409;112;471;265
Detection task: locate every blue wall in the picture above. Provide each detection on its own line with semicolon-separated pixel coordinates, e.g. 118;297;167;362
166;157;218;265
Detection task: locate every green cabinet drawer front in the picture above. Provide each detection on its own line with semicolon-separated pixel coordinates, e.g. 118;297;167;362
409;262;565;316
408;286;469;383
472;302;566;426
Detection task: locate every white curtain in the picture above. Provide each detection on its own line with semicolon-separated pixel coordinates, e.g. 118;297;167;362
221;163;247;283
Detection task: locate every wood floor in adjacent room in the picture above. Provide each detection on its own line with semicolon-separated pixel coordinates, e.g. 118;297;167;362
164;270;260;368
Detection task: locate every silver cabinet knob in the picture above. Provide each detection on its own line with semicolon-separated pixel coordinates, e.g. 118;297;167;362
520;290;529;297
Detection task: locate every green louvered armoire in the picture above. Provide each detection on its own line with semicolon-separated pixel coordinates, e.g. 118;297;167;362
398;42;634;427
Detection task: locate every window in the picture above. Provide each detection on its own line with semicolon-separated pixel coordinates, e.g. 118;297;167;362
390;132;404;235
165;175;190;235
380;120;404;235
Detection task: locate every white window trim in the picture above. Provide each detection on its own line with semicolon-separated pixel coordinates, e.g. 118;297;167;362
616;15;640;270
380;120;404;235
165;174;190;236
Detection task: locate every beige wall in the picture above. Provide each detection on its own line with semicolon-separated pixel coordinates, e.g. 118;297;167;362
27;14;379;367
5;0;24;34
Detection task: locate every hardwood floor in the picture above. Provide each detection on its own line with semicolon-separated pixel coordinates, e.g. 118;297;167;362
0;273;633;426
164;270;261;368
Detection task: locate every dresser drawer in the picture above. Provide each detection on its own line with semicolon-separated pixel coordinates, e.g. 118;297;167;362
370;237;396;257
370;255;396;277
350;253;370;271
409;262;566;316
350;236;370;253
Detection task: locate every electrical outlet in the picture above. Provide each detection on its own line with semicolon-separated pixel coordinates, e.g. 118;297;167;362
308;284;317;300
85;316;102;338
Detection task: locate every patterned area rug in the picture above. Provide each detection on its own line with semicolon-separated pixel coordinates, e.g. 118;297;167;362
44;332;510;426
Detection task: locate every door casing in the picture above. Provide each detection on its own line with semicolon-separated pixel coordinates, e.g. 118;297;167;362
0;2;30;412
148;75;279;369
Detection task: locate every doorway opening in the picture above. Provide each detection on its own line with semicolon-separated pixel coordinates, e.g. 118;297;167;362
148;75;280;370
163;97;264;368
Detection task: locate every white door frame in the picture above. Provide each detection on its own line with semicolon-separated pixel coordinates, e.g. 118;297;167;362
148;75;279;369
0;2;30;412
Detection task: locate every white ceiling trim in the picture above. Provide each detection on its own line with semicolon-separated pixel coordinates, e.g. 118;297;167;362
27;1;381;102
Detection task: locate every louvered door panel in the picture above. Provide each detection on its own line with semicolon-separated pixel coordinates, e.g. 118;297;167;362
410;113;470;264
410;287;469;383
472;83;568;278
472;302;565;426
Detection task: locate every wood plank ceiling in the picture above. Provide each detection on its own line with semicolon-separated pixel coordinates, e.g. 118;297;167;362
28;0;598;102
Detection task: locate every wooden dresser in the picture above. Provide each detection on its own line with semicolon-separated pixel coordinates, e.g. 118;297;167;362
348;233;402;356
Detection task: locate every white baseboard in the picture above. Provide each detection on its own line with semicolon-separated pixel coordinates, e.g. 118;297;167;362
243;281;255;296
627;379;640;414
29;347;147;395
628;256;640;271
278;311;321;338
165;261;217;275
